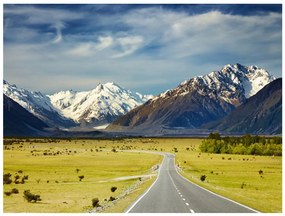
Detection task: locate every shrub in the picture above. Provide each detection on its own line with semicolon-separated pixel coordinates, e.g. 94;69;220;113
200;175;206;182
258;170;264;175
92;198;100;208
111;186;117;192
3;173;12;184
241;182;246;189
78;175;84;181
23;190;42;202
4;191;12;196
11;188;19;194
109;196;116;201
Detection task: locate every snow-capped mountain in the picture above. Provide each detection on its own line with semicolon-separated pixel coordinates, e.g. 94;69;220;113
108;63;276;133
155;63;275;107
3;80;152;129
48;82;152;127
3;80;75;128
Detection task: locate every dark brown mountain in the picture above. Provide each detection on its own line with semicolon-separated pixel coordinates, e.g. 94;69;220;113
203;78;282;134
4;95;49;136
107;77;236;134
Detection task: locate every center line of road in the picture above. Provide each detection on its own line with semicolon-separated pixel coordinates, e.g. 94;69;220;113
190;209;195;213
186;203;189;206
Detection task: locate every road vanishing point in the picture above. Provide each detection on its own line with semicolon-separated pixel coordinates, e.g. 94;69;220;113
126;153;258;213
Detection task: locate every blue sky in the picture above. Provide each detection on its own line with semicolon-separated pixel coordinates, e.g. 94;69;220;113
3;4;282;95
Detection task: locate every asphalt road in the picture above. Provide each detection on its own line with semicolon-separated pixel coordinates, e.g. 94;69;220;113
126;153;258;213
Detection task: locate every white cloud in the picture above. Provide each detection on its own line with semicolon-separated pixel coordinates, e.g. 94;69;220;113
112;36;144;58
96;36;114;51
4;5;282;95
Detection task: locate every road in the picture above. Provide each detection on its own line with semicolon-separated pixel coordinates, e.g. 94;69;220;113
126;153;258;213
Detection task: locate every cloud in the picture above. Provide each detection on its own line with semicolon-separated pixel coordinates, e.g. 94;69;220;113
112;36;144;58
3;5;282;95
51;22;65;44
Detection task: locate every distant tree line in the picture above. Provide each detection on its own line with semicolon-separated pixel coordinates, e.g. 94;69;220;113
200;133;282;156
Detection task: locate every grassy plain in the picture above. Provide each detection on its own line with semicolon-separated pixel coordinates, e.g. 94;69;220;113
3;139;162;213
3;138;282;213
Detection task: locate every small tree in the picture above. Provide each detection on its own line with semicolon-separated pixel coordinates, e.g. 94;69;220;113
75;168;80;173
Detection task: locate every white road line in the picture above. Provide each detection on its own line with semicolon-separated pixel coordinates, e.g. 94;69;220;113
190;209;195;213
180;194;183;197
186;203;189;206
125;154;166;213
183;198;186;201
173;160;260;213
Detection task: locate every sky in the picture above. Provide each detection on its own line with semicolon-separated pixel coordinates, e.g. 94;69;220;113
3;4;282;95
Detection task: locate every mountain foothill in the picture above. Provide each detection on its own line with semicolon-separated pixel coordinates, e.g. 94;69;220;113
3;63;281;137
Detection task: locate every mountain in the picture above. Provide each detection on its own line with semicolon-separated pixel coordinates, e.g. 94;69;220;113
3;80;152;129
107;63;275;134
4;94;49;136
203;78;282;135
3;80;76;128
48;82;152;128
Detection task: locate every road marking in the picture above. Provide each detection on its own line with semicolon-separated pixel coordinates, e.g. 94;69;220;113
185;203;189;206
173;160;260;213
190;209;195;213
180;194;183;197
125;154;166;213
183;198;186;201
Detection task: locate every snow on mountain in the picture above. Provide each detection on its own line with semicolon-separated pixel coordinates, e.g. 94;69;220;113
108;63;276;133
3;80;152;129
154;63;275;106
3;80;75;128
48;82;152;127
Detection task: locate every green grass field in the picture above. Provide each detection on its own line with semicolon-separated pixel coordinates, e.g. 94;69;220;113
3;138;282;213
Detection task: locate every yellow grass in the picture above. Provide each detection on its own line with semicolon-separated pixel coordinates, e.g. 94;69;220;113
3;139;162;213
3;138;282;213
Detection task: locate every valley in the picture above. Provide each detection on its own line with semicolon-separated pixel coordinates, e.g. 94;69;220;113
3;138;282;213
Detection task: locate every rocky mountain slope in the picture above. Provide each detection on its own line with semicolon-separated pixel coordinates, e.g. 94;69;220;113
204;78;282;134
107;63;276;133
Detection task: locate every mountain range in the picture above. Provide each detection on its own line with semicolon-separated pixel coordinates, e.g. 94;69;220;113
107;64;279;135
3;63;281;137
3;81;152;131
